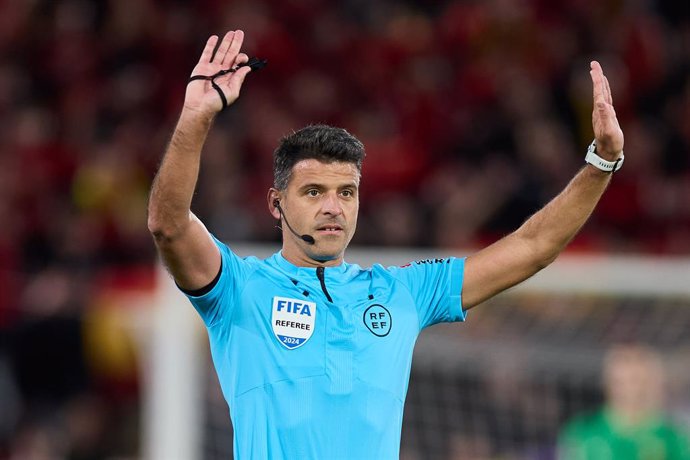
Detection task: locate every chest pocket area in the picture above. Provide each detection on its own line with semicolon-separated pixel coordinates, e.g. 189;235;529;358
230;289;327;397
355;296;420;399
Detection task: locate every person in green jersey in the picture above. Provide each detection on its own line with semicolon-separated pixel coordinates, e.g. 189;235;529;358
558;344;690;460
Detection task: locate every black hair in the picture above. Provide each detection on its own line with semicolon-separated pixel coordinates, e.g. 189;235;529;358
273;124;365;190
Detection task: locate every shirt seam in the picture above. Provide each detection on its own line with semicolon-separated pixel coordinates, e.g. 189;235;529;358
387;270;423;332
233;372;327;400
353;376;406;404
207;255;261;329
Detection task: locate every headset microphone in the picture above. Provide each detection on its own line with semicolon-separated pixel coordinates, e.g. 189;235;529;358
273;200;316;245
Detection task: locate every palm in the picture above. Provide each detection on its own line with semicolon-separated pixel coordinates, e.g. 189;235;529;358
185;31;251;115
590;61;624;159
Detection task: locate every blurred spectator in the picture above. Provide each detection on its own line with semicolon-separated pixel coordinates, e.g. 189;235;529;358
558;344;690;460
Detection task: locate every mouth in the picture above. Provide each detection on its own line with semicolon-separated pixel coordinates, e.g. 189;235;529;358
316;224;343;235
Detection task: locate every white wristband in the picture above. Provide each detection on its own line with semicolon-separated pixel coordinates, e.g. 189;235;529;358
585;139;624;173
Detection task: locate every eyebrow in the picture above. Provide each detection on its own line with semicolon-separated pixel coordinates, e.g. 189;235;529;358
298;182;359;192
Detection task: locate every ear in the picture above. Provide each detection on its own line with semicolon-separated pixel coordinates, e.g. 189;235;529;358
267;188;281;220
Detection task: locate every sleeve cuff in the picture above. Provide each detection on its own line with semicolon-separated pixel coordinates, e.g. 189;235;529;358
176;257;223;297
448;257;467;322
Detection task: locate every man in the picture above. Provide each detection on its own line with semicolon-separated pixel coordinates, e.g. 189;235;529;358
558;344;690;459
148;30;625;459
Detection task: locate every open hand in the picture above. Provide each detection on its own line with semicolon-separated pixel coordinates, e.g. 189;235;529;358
184;31;252;116
590;61;624;160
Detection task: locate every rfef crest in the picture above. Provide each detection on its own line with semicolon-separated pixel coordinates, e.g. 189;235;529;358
363;304;392;337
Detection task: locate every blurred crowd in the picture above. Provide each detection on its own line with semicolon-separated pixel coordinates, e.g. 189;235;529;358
0;0;688;457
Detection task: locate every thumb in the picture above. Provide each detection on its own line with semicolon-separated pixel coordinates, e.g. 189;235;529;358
223;66;252;105
211;66;252;108
232;66;252;91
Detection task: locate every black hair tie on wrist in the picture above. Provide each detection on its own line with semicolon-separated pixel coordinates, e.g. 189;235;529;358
188;57;267;110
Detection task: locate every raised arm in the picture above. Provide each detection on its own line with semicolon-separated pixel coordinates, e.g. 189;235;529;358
462;61;624;309
147;31;252;290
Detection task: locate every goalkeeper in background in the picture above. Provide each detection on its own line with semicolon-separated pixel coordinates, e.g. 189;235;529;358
558;344;690;460
148;30;626;459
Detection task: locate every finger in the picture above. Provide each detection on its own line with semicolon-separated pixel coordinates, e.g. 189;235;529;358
215;63;252;86
593;96;616;139
214;66;252;108
595;101;613;124
200;35;219;64
590;60;604;75
212;31;235;64
604;75;613;105
222;30;245;67
224;66;252;93
590;61;603;97
590;61;606;109
233;53;249;68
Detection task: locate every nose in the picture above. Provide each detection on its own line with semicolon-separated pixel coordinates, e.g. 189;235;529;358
321;192;343;216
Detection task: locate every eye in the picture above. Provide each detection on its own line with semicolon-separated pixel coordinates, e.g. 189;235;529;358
306;189;320;197
341;189;353;197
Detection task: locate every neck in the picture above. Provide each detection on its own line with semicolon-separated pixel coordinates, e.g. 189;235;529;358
281;246;344;268
606;404;659;427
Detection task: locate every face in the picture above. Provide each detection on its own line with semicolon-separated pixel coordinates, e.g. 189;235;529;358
269;159;360;267
604;345;664;419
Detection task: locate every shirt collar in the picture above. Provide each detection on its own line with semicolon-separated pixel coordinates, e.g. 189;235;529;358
272;251;352;277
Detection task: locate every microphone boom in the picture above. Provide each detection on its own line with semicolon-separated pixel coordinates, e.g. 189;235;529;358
275;202;315;244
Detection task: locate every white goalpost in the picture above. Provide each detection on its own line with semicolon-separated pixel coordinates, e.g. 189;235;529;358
143;244;690;459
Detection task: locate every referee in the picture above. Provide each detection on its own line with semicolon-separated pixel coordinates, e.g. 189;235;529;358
148;30;624;459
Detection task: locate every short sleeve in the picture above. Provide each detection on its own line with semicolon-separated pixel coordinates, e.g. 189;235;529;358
388;257;466;329
181;235;252;327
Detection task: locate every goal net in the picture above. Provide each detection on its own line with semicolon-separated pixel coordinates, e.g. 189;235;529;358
144;245;690;460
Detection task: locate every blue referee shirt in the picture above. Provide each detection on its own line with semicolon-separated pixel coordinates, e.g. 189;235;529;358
183;236;467;459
